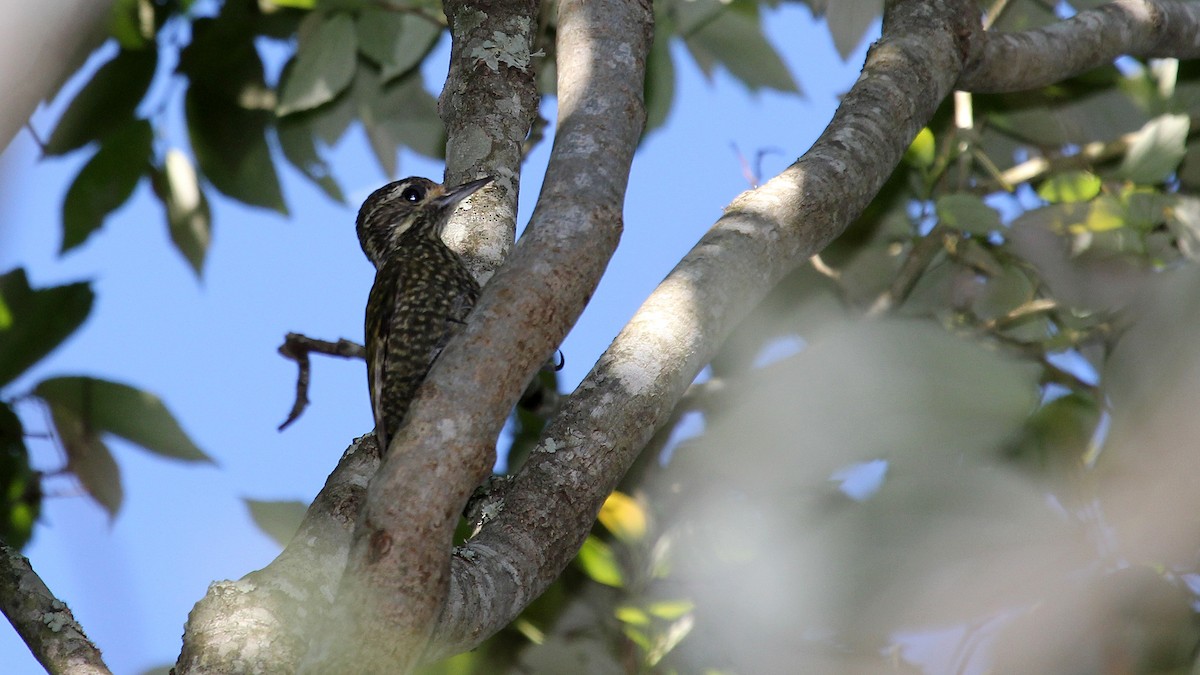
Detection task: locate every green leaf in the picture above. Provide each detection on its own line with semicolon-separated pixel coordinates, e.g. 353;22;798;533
681;0;798;94
277;13;358;116
177;13;271;103
0;403;40;549
936;193;1001;235
108;0;157;49
186;83;287;213
61;119;153;252
277;118;345;202
49;406;123;518
266;0;316;7
150;149;212;276
575;535;624;587
903;128;936;169
1119;114;1190;184
244;499;307;547
974;264;1036;322
615;606;651;626
35;377;211;463
643;7;676;136
645;599;695;620
359;67;445;175
824;0;882;61
45;48;157;156
1073;195;1124;233
356;8;442;82
597;491;647;543
1037;170;1101;203
0;270;93;388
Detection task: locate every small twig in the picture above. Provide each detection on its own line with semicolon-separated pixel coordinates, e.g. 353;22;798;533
731;143;758;187
277;333;365;431
981;297;1059;331
867;223;957;317
23;122;46;154
809;254;841;281
0;541;110;674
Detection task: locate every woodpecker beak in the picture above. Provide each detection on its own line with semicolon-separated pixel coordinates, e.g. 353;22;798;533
436;176;492;209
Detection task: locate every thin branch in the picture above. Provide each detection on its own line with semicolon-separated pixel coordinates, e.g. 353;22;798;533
868;224;958;317
276;332;364;431
959;0;1200;93
0;541;110;675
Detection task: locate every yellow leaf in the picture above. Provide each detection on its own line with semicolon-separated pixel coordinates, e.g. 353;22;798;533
598;490;648;543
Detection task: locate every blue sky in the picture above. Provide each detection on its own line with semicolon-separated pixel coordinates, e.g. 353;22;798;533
0;7;873;672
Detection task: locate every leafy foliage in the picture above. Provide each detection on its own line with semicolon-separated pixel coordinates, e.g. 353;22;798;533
13;0;1200;671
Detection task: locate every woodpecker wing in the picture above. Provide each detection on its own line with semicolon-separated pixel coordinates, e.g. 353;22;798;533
365;271;394;451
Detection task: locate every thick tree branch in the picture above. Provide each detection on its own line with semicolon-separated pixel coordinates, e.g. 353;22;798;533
302;0;652;668
959;0;1200;93
439;0;541;283
175;437;379;673
0;542;110;675
426;0;975;660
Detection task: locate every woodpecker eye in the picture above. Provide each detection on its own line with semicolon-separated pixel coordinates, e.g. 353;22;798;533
399;185;424;203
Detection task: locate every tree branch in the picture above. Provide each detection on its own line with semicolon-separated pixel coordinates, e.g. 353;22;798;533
0;541;110;675
426;0;976;660
276;332;365;431
304;0;648;668
959;0;1200;93
439;0;541;284
175;437;380;673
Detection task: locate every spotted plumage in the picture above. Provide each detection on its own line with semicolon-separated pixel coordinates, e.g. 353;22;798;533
356;176;491;452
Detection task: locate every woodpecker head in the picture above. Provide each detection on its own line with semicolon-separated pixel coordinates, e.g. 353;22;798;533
356;176;492;267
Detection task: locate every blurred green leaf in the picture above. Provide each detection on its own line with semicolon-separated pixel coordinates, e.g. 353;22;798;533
45;48;157;156
1119;114;1190;184
680;0;798;94
268;0;316;7
974;264;1036;321
356;8;441;82
61;119;153;253
0;403;39;549
1010;393;1101;471
646;599;695;620
987;71;1147;147
824;0;881;60
245;499;307;547
278;12;358;115
936;193;1001;235
1120;187;1170;232
150;149;213;276
359;67;445;175
50;406;122;518
597;491;647;544
186;83;287;213
903;127;936;169
1037;170;1101;203
0;269;93;388
1073;195;1124;233
615;605;651;626
178;12;271;103
576;535;624;587
643;6;676;136
108;0;157;49
35;377;211;463
277;117;345;202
